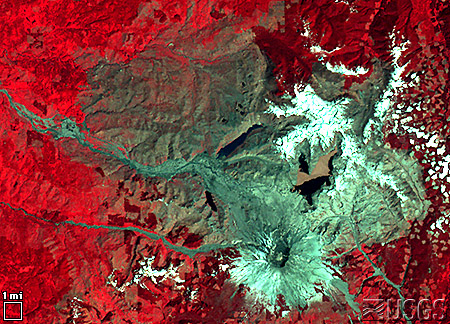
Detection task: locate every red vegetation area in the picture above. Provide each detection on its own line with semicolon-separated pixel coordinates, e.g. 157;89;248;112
254;0;386;94
0;204;73;323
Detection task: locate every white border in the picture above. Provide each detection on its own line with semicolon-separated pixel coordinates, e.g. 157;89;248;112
3;301;23;321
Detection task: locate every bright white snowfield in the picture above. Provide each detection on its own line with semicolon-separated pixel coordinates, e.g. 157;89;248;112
267;84;352;160
325;62;369;76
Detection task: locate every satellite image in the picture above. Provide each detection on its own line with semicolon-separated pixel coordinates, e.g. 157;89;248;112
0;0;449;323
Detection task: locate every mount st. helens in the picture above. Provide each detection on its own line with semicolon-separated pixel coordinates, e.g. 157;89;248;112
1;0;450;323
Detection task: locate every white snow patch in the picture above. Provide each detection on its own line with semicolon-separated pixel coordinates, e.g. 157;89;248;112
325;62;369;76
106;257;185;294
134;256;185;285
430;215;448;233
310;45;343;55
107;269;126;292
272;84;351;159
69;297;84;321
